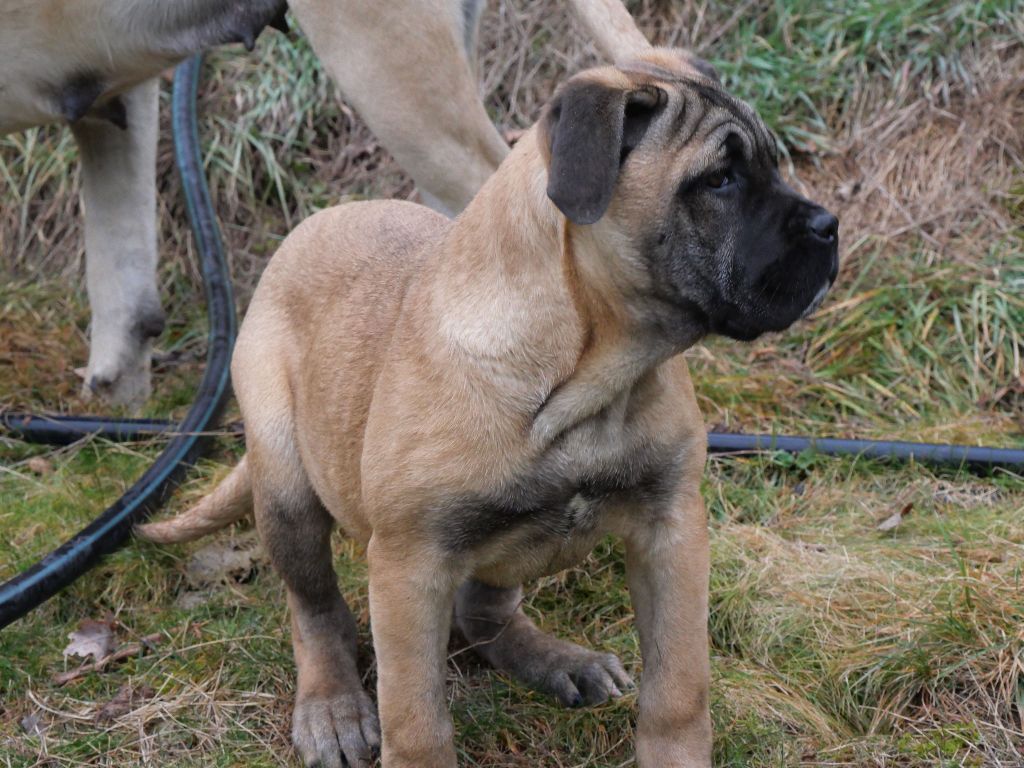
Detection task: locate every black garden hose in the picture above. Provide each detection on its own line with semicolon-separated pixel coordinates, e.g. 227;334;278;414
705;432;1024;471
2;414;179;445
6;412;1024;471
0;413;244;445
0;55;235;629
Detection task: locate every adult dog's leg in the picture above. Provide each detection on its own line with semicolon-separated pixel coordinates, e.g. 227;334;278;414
288;0;507;215
624;488;712;768
107;0;288;58
455;580;633;707
252;445;380;768
566;0;652;63
71;79;164;410
368;535;460;767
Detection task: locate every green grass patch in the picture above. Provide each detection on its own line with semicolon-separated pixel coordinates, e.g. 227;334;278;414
709;0;1024;150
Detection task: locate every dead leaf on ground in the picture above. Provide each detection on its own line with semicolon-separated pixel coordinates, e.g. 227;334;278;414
20;712;48;737
54;632;162;686
95;683;155;723
877;502;914;532
958;547;1005;564
25;456;53;475
185;531;265;589
63;618;116;661
175;590;215;610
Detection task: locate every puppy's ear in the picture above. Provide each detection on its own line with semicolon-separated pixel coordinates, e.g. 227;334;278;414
541;80;666;225
686;54;720;83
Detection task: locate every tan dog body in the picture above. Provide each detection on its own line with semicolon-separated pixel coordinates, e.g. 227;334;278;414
243;189;706;586
1;0;290;407
141;44;840;767
234;129;710;768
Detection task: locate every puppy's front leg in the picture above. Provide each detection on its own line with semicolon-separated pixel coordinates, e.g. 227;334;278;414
625;488;712;768
71;79;164;410
368;536;459;768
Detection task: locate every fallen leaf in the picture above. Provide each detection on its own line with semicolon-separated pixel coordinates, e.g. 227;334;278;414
55;633;162;686
958;547;1004;564
63;619;116;661
877;502;914;532
96;683;155;722
185;532;265;588
26;457;54;475
175;590;214;610
20;712;48;737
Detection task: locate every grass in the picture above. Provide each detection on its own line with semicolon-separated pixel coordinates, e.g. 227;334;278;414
2;0;1023;765
710;0;1024;150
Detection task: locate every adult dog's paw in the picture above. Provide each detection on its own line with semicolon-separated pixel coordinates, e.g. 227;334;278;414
79;358;151;412
292;690;380;768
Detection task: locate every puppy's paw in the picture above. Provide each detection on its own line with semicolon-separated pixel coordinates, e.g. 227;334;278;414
538;646;634;708
292;690;380;768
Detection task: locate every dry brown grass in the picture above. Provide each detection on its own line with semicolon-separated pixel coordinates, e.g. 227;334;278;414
794;46;1024;274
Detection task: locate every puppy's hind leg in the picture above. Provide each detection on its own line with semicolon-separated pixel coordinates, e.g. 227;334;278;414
455;579;633;708
251;445;379;768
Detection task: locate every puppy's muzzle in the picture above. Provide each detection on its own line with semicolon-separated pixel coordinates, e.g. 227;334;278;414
805;207;838;248
799;205;839;320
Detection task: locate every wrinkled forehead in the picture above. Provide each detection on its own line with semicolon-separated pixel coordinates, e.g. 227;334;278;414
620;50;713;82
621;58;779;172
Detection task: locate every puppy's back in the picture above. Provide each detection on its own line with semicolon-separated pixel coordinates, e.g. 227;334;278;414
251;200;447;331
231;200;447;471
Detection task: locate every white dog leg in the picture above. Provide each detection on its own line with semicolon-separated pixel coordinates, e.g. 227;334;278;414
71;79;163;411
566;0;652;63
289;0;508;215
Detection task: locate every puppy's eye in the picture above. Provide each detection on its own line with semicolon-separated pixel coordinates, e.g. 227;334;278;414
706;169;733;189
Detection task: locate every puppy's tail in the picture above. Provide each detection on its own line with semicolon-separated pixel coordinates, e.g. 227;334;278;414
135;456;253;544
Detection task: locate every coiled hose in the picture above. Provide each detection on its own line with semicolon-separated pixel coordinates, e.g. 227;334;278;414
0;55;234;629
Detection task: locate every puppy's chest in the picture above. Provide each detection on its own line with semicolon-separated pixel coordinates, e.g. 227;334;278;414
437;423;675;563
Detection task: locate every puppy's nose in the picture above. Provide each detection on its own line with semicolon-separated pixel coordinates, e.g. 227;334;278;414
806;208;838;244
